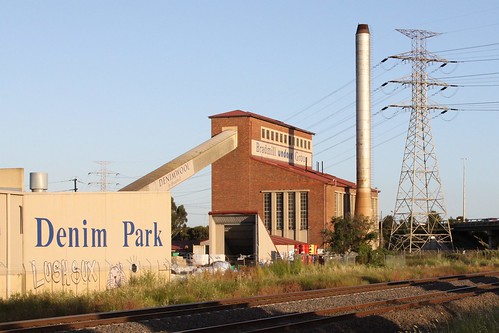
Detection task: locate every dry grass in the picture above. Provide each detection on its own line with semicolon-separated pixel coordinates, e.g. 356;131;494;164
0;251;498;322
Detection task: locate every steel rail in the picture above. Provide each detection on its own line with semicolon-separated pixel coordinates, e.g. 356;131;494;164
1;271;497;332
176;282;499;332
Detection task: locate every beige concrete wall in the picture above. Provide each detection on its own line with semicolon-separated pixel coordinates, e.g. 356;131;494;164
0;168;24;191
208;215;224;255
1;191;171;298
1;193;7;297
0;192;25;298
257;216;277;263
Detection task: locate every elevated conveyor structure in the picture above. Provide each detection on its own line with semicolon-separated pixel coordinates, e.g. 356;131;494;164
119;129;237;192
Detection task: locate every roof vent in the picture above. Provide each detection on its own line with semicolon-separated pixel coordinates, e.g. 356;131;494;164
30;172;48;192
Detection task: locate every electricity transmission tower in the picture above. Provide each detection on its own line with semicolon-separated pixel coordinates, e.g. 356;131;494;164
88;161;120;192
387;29;453;253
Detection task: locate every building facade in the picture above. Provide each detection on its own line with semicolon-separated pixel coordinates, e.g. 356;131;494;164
210;110;378;248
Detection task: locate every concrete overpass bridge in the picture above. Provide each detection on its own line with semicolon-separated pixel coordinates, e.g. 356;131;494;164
452;218;499;250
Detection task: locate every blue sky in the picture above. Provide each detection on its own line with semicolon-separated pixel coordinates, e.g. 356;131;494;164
2;1;498;226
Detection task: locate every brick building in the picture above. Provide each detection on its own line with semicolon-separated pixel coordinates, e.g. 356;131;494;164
209;110;378;257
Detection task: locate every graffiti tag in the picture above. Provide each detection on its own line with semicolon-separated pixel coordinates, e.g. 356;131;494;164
30;259;99;289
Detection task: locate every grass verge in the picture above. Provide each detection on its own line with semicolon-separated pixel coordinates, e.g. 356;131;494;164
1;251;498;322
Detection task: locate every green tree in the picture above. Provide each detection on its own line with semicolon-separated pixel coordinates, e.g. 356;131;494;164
188;225;209;241
173;226;209;241
171;197;188;239
322;215;377;254
380;215;394;249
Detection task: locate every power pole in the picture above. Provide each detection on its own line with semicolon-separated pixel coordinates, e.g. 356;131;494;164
462;157;467;222
71;178;78;192
88;161;119;192
387;29;453;253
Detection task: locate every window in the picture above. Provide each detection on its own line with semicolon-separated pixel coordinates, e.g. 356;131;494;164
335;192;344;217
300;192;308;229
288;192;295;230
261;128;266;139
371;197;378;221
264;191;308;233
264;192;271;231
276;192;283;230
351;194;356;215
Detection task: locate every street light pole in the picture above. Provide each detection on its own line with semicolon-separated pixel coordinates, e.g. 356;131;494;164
462;157;467;222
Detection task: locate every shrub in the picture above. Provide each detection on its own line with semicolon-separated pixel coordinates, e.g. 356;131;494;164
1;251;498;322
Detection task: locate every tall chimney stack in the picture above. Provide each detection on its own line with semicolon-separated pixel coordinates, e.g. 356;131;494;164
354;24;372;218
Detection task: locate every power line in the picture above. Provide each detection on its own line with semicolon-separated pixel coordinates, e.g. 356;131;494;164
458;58;499;62
172;187;211;198
434;42;499;53
283;79;355;122
446;101;499;105
283;59;393;125
271;35;498;155
434;71;499;79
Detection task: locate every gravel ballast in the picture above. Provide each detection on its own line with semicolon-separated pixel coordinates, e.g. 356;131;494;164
76;278;499;333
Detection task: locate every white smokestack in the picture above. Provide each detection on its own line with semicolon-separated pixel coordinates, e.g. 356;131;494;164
354;24;372;218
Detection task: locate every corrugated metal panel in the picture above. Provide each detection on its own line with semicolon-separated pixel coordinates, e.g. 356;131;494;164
212;214;256;225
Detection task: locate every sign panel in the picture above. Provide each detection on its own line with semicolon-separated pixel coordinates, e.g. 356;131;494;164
251;140;312;167
21;192;171;294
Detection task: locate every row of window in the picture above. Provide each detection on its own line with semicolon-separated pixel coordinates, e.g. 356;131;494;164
263;191;308;231
261;127;311;151
264;190;378;232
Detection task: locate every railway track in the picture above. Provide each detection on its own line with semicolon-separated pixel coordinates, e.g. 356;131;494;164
1;271;498;332
178;281;499;332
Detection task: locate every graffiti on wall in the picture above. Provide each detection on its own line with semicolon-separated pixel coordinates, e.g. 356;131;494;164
30;259;99;289
107;263;126;289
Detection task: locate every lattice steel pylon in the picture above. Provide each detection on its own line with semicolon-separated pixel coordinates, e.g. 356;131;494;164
88;161;120;192
388;29;453;253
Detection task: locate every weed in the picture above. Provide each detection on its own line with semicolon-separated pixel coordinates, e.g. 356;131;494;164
432;307;499;333
0;252;498;322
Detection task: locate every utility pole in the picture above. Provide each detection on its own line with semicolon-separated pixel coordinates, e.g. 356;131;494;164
387;29;453;253
71;178;78;192
462;157;467;222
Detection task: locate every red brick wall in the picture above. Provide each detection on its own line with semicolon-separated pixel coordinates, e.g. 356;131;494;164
211;114;330;246
247;159;329;246
211;116;252;211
